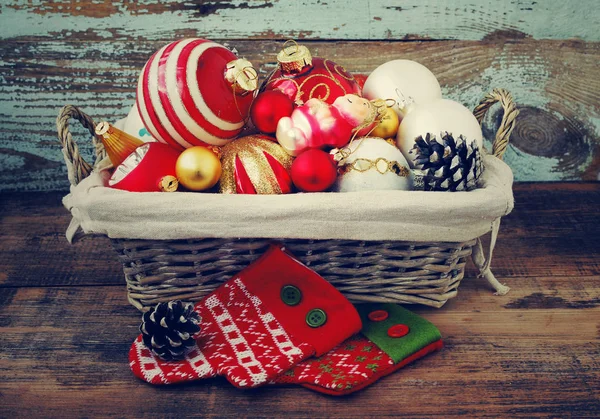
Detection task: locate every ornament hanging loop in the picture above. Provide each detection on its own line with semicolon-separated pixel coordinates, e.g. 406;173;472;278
370;98;395;121
395;88;416;115
226;60;259;123
94;121;110;137
242;66;258;82
277;40;312;74
226;58;259;95
282;39;300;56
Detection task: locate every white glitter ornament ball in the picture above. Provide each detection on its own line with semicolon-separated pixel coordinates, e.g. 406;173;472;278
334;137;412;192
397;99;483;168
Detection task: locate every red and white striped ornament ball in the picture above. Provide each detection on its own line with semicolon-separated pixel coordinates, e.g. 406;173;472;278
136;38;258;150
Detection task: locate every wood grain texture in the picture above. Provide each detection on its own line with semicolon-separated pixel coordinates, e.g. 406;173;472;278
1;0;598;42
1;285;599;417
1;185;599;417
2;183;599;287
1;38;599;191
0;192;122;288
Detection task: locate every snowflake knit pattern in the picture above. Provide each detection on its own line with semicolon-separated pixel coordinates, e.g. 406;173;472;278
274;303;443;395
130;245;362;388
276;334;394;391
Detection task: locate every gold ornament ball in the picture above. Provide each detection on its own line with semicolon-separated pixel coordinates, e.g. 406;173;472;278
372;106;400;139
175;146;222;191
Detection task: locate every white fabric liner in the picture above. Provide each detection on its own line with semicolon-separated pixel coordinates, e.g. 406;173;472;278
63;153;513;243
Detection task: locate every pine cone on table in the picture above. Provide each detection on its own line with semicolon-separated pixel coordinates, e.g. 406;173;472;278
140;300;201;361
410;132;484;192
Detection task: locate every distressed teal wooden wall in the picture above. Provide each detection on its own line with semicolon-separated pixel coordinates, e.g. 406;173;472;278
1;0;599;191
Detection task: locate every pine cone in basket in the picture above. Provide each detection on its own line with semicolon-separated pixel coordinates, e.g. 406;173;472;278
140;300;201;361
410;132;483;192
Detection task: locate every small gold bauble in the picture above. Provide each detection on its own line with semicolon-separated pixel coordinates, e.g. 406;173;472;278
175;146;222;191
372;106;400;139
159;175;179;192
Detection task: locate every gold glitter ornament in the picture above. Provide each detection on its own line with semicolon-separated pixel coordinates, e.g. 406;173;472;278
175;146;222;191
219;135;294;194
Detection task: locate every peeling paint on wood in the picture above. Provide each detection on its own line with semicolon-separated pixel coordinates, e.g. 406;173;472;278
1;0;599;42
442;39;600;181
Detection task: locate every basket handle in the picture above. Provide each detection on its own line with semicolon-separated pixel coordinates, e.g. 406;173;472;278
56;105;106;186
473;88;519;160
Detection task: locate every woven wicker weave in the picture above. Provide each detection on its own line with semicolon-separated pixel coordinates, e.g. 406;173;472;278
58;89;518;311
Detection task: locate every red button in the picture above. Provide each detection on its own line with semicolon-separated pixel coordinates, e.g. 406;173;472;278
368;310;389;322
387;324;410;338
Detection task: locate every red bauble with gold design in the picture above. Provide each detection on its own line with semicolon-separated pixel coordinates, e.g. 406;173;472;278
219;135;294;194
262;41;360;106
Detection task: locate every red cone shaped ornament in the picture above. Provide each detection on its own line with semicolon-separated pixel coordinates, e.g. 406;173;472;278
108;142;181;192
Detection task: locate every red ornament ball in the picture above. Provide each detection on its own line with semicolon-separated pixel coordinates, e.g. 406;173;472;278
291;149;338;192
250;90;294;134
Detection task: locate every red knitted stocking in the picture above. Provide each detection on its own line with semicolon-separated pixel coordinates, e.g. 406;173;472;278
129;245;362;388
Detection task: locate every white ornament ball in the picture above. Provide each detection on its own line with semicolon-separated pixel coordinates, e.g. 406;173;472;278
122;104;155;142
362;60;442;120
396;99;483;168
334;137;412;192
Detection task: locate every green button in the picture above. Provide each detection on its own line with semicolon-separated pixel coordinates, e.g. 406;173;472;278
281;285;302;306
306;309;327;328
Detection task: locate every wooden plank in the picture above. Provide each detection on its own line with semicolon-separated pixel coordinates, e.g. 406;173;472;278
1;38;599;192
1;285;598;417
0;192;123;287
1;0;598;42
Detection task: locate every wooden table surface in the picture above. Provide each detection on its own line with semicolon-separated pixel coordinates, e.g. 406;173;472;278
1;183;599;418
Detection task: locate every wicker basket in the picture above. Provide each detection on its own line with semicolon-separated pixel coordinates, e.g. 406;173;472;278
57;88;518;311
